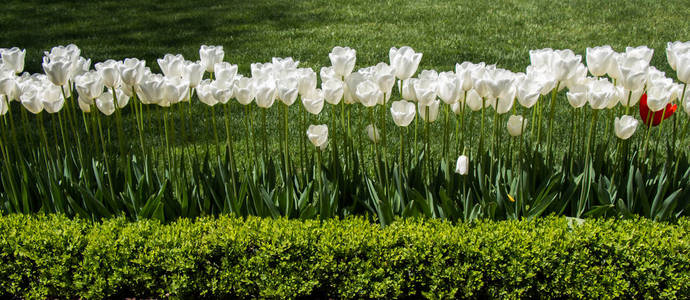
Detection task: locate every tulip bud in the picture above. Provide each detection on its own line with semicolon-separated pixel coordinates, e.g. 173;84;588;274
307;124;328;150
390;100;416;127
614;115;638;140
184;61;205;88
254;79;277;109
234;77;255;105
329;46;356;77
507;115;527;136
455;155;468;175
277;77;299;106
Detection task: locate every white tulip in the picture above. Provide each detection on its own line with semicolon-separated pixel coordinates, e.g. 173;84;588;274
40;84;64;113
507;115;527;137
390;100;416;127
160;76;188;107
0;97;8;115
617;55;648;91
322;79;344;105
95;60;122;89
306;124;328;150
437;71;461;104
118;58;146;87
329;46;356;77
137;74;165;105
199;45;224;73
666;41;690;71
586;45;615;77
516;78;541;108
296;68;317;96
465;89;483;111
418;100;440;122
401;78;418;101
184;61;205;88
676;53;690;83
320;66;339;83
20;84;43;114
234;77;255;105
214;62;238;85
414;78;437;106
646;85;671;112
0;47;25;74
74;70;105;104
566;84;588;108
614;115;639;140
625;46;654;64
302;88;325;115
157;54;185;78
277;77;299;106
254;78;277;108
42;56;72;86
0;73;20;101
356;80;382;107
366;124;380;143
196;80;219;106
455;155;468;175
587;78;615;110
389;46;423;80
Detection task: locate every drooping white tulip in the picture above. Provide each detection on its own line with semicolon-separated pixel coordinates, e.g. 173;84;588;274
614;115;639;140
455;155;468;175
329;46;356;77
199;45;224;73
390;100;416;127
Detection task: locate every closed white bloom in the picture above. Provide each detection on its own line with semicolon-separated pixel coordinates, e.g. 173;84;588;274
20;84;43;114
418;100;440;122
625;46;654;64
159;76;189;107
676;53;690;83
437;71;462;104
666;41;690;71
401;78;418;101
118;58;146;87
306;124;328;150
552;49;582;82
71;56;91;80
277;77;299;106
566;84;588;108
184;61;205;88
214;62;238;84
617;55;648;91
366;124;380;143
272;57;299;74
389;46;423;80
96;90;116;115
196;79;219;106
320;66;339;82
254;79;277;108
322;79;344;105
40;84;64;114
234;77;255;105
297;68;317;96
517;78;541;108
525;66;557;95
390;100;416;127
74;70;105;104
95;60;122;89
465;89;483;111
414;78;437;106
587;78;615;110
356;80;382;107
157;54;185;78
42;56;73;86
302;88;325;115
586;45;615;77
329;46;356;77
251;62;274;79
456;61;485;91
646;85;671;112
507;115;527;137
137;73;165;105
199;45;224;73
0;73;20;101
0;47;25;74
373;62;395;100
607;85;623;109
614;115;639;140
455;155;468;175
489;89;515;114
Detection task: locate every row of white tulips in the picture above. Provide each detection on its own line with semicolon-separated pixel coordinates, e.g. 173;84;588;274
1;42;690;175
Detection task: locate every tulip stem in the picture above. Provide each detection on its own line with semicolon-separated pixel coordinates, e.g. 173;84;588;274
479;97;485;158
414;106;418;163
369;107;382;181
96;112;116;202
399;127;404;170
243;105;252;168
262;108;268;162
578;109;599;217
284;103;291;186
443;103;449;159
425;108;431;180
546;82;560;162
210;105;220;156
223;103;238;198
672;83;687;147
535;95;543;150
642;110;654;164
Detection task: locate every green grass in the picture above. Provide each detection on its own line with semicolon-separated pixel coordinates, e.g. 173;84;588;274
1;0;689;163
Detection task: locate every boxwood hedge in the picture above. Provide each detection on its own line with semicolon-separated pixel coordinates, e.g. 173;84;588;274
0;215;688;299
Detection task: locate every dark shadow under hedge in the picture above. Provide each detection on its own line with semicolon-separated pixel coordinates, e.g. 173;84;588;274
0;215;688;299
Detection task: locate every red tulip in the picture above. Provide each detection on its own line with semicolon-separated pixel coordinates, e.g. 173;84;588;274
639;93;676;127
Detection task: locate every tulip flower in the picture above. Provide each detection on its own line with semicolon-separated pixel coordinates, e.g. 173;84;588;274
516;78;541;108
214;62;238;85
199;45;224;73
277;77;299;106
373;63;395;102
0;97;7;115
676;53;690;83
0;73;20;101
254;79;277;109
587;78;615;110
42;56;73;86
455;62;477;91
196;80;219;106
366;124;380;143
40;84;64;114
157;54;185;78
159;77;188;107
437;71;462;105
233;77;255;105
667;41;690;71
401;78;418;101
302;88;325;115
19;84;43;114
0;47;25;74
414;78;437;106
356;80;382;107
566;84;588;108
455;155;468;175
137;74;165;105
184;61;205;88
465;89;484;111
390;100;416;127
95;60;122;89
389;46;422;80
211;81;233;104
645;85;672;112
625;46;654;64
639;93;676;126
118;58;146;87
586;45;615;77
307;124;328;150
507;115;527;137
297;68;317;96
418;100;440;122
617;55;649;92
614;115;638;140
74;71;105;105
322;79;344;105
70;56;91;81
329;46;356;77
320;66;338;83
272;57;299;73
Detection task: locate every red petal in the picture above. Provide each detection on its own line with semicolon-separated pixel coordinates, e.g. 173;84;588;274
639;93;676;127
